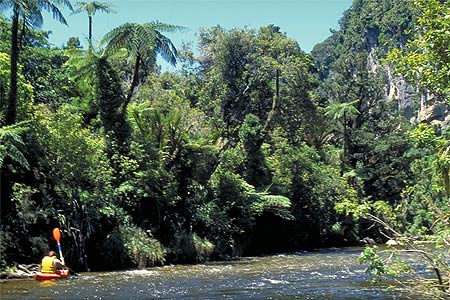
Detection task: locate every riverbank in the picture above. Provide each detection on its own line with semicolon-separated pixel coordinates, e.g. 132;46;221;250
0;264;38;280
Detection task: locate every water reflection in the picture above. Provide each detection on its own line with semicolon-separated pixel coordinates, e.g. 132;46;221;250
0;248;412;300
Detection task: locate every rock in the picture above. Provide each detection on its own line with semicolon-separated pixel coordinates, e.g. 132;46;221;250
385;239;400;245
360;237;376;245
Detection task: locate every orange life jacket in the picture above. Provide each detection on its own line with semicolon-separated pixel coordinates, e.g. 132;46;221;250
41;255;56;273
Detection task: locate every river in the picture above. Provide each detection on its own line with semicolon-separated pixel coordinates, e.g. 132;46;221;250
1;247;412;300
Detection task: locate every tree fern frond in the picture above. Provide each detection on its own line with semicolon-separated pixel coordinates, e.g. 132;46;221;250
0;145;6;167
101;22;180;67
73;1;116;16
156;34;177;65
38;0;69;26
0;121;29;139
100;23;135;55
140;23;158;39
24;8;43;28
149;21;187;33
325;99;360;120
100;21;181;103
259;194;291;208
0;121;29;169
5;143;29;169
251;192;292;219
54;0;73;11
101;22;134;43
0;0;14;13
1;0;28;15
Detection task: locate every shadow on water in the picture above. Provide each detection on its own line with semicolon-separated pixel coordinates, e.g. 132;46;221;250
0;247;413;300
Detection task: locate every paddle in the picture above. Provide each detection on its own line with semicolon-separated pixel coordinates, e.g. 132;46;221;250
52;228;78;276
52;228;65;265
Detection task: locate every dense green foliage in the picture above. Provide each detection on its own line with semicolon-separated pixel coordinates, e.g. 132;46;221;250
0;0;449;297
313;0;449;297
387;0;450;99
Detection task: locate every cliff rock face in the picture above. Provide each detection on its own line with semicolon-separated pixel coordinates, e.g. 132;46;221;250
382;58;449;127
418;95;450;127
384;69;416;120
314;0;449;128
366;47;417;121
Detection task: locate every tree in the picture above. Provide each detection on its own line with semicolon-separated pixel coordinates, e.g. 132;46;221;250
195;25;317;143
0;50;33;221
0;120;29;170
325;100;360;170
0;0;72;125
387;0;450;101
64;45;100;122
344;125;450;299
95;56;130;160
30;105;112;270
100;22;184;112
72;1;116;44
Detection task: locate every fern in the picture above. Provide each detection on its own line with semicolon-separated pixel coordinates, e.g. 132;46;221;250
0;121;30;170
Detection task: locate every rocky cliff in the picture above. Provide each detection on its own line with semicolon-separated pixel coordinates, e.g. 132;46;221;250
312;0;450;128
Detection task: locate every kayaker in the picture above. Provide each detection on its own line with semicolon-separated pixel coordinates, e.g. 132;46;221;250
40;251;66;273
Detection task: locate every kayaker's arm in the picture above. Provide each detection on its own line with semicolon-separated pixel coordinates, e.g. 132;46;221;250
54;258;65;269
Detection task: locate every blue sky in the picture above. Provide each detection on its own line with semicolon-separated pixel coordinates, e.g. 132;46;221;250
40;0;353;70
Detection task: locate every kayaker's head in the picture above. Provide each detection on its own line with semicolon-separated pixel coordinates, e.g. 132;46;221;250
48;251;57;257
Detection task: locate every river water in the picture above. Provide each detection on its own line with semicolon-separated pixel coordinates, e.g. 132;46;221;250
1;247;412;300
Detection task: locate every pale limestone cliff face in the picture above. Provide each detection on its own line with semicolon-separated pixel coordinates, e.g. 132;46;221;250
418;94;450;127
387;74;450;127
367;48;449;128
384;67;416;120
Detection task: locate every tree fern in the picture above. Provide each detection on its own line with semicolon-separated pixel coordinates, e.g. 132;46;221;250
72;1;116;42
100;22;185;107
0;121;29;169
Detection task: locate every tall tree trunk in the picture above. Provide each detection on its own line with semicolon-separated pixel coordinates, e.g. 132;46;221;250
341;111;349;176
6;6;20;125
0;163;13;220
124;55;141;113
263;69;280;136
88;15;92;42
0;72;5;113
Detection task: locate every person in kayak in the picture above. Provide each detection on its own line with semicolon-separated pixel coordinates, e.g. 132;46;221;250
40;251;66;273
